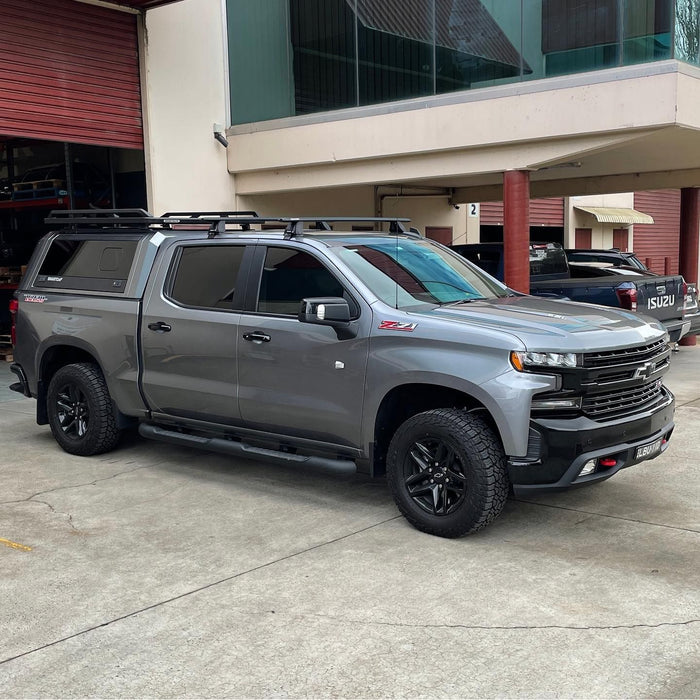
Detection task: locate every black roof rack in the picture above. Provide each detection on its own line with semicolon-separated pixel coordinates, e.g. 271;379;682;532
44;210;416;238
282;217;413;237
160;210;259;218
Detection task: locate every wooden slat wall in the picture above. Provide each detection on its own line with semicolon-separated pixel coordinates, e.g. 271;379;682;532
0;0;143;148
480;197;564;226
633;190;680;274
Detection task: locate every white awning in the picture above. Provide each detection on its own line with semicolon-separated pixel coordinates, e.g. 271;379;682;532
574;206;654;225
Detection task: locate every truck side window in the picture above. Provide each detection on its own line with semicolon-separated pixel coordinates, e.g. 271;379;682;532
36;239;138;293
257;247;346;316
169;245;245;310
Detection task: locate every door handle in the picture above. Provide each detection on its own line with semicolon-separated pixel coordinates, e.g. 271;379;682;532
242;331;271;343
148;321;172;333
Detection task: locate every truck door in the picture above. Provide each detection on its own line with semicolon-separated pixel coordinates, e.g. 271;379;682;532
237;244;371;448
141;241;250;425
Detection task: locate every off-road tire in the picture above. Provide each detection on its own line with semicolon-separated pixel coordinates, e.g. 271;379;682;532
47;362;121;456
387;408;509;537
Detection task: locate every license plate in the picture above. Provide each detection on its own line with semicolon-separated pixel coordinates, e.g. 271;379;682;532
635;438;662;460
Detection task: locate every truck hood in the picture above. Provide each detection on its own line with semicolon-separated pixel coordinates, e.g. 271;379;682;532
421;295;666;350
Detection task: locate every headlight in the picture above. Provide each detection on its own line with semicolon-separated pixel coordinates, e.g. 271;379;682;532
510;350;579;371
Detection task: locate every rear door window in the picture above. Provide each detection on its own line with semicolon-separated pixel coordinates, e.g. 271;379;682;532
168;244;245;310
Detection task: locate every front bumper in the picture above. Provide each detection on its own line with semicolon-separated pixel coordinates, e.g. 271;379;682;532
508;388;675;495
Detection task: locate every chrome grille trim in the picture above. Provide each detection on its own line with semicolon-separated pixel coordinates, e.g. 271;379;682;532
582;381;667;419
583;339;668;369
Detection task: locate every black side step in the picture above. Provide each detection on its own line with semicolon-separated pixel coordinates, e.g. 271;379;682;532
138;424;357;473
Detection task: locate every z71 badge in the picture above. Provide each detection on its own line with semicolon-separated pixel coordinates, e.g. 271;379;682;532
378;320;418;332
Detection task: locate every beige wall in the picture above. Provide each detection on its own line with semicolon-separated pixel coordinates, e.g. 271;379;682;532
566;193;636;249
142;0;234;215
237;187;374;220
237;187;466;238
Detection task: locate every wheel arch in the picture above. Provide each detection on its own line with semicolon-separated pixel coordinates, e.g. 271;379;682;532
370;382;502;477
36;340;129;427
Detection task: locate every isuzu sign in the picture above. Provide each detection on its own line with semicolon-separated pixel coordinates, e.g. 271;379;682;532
648;295;675;309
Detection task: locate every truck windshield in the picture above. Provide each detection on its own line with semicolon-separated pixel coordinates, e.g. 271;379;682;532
331;237;509;310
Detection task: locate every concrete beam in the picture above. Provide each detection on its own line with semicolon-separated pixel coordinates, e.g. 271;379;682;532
451;168;700;203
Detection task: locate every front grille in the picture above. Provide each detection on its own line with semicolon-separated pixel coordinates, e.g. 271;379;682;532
582;380;666;420
583;339;667;369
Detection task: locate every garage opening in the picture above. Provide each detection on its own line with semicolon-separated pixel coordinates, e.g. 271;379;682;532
0;137;146;341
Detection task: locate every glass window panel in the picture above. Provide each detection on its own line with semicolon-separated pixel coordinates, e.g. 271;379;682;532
290;0;358;114
675;0;700;65
39;240;137;280
521;0;546;81
622;0;672;65
439;0;524;92
358;0;435;106
541;0;620;76
170;246;245;310
228;0;295;124
257;248;346;315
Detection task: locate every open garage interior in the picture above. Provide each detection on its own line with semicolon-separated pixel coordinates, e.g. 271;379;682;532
0;138;146;337
0;0;148;342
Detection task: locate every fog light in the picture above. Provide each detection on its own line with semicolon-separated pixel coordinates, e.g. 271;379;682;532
598;457;617;468
579;459;597;477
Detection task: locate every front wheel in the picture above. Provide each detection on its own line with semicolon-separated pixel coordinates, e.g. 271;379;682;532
47;362;121;456
387;408;508;538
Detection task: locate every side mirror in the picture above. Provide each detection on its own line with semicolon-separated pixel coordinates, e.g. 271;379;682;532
298;297;357;339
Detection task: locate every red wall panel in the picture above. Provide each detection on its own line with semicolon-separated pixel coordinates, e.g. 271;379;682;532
0;0;143;149
633;190;680;274
480;198;564;227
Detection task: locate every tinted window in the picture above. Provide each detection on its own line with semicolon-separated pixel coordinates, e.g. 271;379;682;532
257;248;346;315
170;245;245;310
36;239;138;293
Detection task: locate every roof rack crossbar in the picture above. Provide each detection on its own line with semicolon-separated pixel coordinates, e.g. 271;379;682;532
160;211;259;218
283;217;412;237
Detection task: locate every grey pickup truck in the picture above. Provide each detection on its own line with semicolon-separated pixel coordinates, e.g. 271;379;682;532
9;210;676;537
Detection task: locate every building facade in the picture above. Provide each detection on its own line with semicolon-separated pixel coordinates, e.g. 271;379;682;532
1;0;699;303
141;2;700;261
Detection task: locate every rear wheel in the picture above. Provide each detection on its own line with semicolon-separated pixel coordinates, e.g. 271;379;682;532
47;363;121;456
387;408;508;537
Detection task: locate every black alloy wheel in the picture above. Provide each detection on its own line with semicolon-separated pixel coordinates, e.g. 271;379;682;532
404;437;468;516
55;382;90;439
47;363;121;456
387;408;509;538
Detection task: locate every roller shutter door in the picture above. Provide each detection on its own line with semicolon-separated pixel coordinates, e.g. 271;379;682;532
633;190;680;274
480;198;564;226
0;0;143;149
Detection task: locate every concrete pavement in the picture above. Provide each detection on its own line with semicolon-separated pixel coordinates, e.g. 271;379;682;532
0;350;698;698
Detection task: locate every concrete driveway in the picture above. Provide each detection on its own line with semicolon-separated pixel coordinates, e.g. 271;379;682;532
0;350;698;698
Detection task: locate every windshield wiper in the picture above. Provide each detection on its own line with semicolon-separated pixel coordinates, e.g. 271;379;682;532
438;296;487;306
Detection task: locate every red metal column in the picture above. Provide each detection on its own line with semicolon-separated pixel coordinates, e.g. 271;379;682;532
680;187;700;347
503;170;530;293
